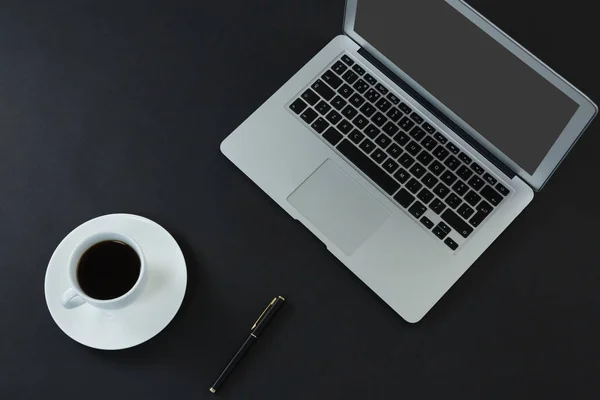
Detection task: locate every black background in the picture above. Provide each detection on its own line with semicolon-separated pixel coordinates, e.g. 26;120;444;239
0;1;598;399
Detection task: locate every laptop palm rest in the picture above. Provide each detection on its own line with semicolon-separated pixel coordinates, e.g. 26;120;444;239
288;159;391;255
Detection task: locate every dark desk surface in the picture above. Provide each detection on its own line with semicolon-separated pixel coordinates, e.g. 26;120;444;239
1;1;599;398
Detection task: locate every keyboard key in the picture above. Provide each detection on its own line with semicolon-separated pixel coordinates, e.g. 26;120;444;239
386;107;403;122
375;98;392;112
444;237;458;250
322;126;343;145
445;193;462;209
337;139;400;195
441;209;473;238
342;70;359;84
409;126;426;141
394;188;414;208
332;60;348;74
406;141;422;156
331;95;347;110
458;204;475;219
301;89;320;105
375;83;388;95
337;119;353;134
341;105;358;119
409;163;426;178
360;102;376;117
399;102;412;114
440;170;457;186
410;113;424;124
352;64;365;75
420;216;434;229
422;122;436;134
316;100;332;115
468;176;485;191
452;180;469;196
438;221;450;234
496;183;510;196
433;183;450;199
406;178;422;194
386;143;403;159
383;159;399;174
371;112;387;127
399;116;415;131
469;211;487;227
409;201;427;219
422;173;439;188
464;190;481;207
290;98;308;114
349;93;365;108
483;173;497;186
359;138;376;154
421;136;437;151
364;124;380;139
399;154;415;169
365;88;381;102
300;108;318;124
456;165;473;181
371;148;387;164
382;121;399;136
322;70;343;89
458;152;472;165
364;73;377;85
477;200;493;216
353;114;369;129
470;162;484;175
433;132;448;144
375;133;392;149
480;185;503;206
394;131;410;146
393;168;410;184
416;151;434;166
353;79;369;93
349;129;364;144
326;110;342;124
417;188;434;204
428;160;445;176
433;225;448;240
432;145;449;161
430;199;446;215
311;117;329;133
337;83;354;98
444;155;460;171
446;142;459;154
341;55;354;66
312;79;335;100
387;93;400;104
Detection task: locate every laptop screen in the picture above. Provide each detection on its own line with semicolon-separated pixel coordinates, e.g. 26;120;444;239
354;0;579;174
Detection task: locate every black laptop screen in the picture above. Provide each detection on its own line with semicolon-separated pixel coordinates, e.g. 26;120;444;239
354;0;579;174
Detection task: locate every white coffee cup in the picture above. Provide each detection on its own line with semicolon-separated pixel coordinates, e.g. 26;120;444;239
61;232;147;310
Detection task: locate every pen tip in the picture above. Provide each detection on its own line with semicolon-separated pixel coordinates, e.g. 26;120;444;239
209;388;216;393
278;295;285;301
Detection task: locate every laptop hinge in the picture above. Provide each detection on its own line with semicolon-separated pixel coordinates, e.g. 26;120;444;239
358;47;516;179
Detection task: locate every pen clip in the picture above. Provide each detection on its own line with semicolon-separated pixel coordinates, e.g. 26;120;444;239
251;297;277;331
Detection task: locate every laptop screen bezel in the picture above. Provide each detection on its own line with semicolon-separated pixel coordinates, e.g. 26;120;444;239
343;0;597;190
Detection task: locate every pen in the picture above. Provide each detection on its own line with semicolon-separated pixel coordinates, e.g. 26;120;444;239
209;296;286;394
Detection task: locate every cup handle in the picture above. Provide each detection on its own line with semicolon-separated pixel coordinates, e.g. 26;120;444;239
61;288;86;309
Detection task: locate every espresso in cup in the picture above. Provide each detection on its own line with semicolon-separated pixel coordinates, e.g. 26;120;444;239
77;240;141;300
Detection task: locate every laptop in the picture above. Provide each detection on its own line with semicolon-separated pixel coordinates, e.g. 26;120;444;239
221;0;597;322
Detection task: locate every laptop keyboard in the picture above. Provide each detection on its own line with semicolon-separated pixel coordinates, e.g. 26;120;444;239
287;53;511;251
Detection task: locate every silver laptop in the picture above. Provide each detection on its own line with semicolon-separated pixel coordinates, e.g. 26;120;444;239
221;0;597;322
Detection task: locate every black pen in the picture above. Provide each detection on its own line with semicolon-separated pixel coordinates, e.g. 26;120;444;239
209;296;286;394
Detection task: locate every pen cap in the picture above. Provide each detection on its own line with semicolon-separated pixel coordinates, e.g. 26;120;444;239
251;296;285;336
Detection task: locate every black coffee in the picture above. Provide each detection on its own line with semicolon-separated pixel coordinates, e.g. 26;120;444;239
77;240;141;300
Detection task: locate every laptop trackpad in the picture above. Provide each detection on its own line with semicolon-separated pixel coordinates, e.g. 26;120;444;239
288;159;390;255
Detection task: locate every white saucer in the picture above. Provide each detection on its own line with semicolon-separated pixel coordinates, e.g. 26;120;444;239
44;214;187;350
